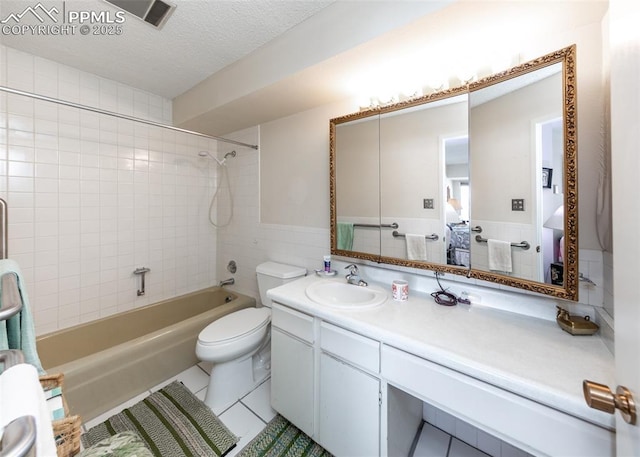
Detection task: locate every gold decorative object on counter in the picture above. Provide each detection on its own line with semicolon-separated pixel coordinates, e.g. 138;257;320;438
556;306;599;335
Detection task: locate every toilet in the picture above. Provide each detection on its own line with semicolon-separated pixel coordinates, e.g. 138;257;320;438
196;261;306;413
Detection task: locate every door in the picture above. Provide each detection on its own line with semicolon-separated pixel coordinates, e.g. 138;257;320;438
610;0;640;454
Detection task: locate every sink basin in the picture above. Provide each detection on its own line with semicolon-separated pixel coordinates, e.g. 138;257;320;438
305;280;387;308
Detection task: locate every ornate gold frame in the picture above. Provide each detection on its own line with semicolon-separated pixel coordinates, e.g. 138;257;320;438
330;45;578;301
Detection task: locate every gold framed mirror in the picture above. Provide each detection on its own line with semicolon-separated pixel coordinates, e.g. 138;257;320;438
330;45;577;301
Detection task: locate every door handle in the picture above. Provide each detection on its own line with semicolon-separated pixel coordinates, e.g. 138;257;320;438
583;380;637;424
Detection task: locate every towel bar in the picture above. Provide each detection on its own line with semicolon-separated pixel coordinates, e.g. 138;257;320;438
0;415;37;457
392;230;439;241
0;350;36;457
0;273;23;322
474;235;530;250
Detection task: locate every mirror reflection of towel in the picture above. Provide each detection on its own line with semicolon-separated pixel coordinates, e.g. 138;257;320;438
488;239;512;272
406;234;427;261
337;222;354;250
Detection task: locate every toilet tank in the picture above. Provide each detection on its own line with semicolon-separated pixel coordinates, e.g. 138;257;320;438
256;261;306;307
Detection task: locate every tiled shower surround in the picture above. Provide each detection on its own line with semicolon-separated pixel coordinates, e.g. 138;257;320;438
0;45;220;334
0;45;331;336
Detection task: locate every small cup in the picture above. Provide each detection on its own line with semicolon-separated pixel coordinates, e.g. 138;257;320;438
392;280;409;302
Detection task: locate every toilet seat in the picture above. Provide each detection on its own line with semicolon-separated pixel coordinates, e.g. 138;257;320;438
198;308;270;346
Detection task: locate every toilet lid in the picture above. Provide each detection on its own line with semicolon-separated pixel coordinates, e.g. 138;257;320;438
199;308;270;344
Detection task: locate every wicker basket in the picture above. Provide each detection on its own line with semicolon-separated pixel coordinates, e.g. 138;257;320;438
52;415;82;457
40;373;82;457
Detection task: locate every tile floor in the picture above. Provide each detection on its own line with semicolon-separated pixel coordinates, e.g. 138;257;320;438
81;364;520;457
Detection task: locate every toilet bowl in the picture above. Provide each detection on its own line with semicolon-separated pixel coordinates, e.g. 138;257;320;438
196;261;306;413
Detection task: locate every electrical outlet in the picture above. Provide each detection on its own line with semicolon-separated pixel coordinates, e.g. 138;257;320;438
512;199;525;211
423;198;434;209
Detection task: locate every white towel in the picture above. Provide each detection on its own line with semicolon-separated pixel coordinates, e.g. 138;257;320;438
488;239;512;272
0;363;57;456
406;234;427;261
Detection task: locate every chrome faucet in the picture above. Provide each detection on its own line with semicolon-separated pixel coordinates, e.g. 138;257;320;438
219;278;235;287
345;264;368;287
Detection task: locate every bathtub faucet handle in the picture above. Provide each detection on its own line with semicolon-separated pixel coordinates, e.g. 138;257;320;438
134;267;151;296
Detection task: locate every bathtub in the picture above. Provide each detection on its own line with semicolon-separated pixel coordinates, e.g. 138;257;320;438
36;287;255;421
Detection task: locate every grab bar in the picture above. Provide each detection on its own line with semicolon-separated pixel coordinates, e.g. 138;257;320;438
392;230;439;241
474;235;530;250
0;415;37;457
353;222;399;229
0;273;22;322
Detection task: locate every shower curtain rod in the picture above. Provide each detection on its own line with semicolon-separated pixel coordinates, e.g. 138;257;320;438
0;86;259;150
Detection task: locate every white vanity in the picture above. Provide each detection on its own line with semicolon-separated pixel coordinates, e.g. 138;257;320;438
268;273;615;457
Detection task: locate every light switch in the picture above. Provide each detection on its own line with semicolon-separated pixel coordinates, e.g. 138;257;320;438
512;199;525;211
423;198;434;209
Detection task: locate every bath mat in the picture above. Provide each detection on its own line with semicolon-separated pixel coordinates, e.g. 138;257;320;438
81;381;238;457
237;414;332;457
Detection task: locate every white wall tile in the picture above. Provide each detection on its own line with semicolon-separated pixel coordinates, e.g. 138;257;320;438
2;46;217;333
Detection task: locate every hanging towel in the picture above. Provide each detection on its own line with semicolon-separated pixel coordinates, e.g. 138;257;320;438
406;234;427;261
0;363;57;456
0;259;45;374
337;222;354;250
487;239;512;273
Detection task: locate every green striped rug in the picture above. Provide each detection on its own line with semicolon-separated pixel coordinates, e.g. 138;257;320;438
81;381;238;457
238;415;332;457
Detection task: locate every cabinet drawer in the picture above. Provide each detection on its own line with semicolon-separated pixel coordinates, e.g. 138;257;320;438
320;321;379;373
272;303;314;343
381;344;613;457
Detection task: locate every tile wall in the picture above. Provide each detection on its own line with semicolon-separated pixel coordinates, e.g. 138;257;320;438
214;125;330;304
0;45;219;334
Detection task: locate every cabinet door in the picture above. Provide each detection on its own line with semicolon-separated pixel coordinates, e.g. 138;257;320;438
319;352;380;456
271;327;314;437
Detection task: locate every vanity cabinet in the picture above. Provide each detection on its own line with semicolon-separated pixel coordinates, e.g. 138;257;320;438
271;303;315;437
319;322;381;456
271;303;382;455
268;275;615;457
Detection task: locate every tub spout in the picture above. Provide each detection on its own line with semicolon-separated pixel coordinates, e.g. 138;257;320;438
219;278;235;287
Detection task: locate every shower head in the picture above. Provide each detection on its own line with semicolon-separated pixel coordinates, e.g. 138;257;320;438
198;150;236;165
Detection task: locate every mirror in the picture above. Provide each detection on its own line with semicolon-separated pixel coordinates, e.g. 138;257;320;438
333;114;381;260
330;45;577;301
379;94;468;266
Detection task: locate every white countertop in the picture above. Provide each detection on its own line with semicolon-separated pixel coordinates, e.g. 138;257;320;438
267;274;615;430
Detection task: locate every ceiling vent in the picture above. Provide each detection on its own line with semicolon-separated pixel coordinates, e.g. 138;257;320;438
103;0;176;29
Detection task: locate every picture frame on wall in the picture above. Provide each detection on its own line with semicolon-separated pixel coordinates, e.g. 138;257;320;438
542;167;553;188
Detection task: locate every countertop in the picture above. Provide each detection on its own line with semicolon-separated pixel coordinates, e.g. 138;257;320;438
267;274;615;430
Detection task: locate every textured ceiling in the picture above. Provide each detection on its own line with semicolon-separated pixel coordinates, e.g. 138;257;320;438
0;0;335;98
